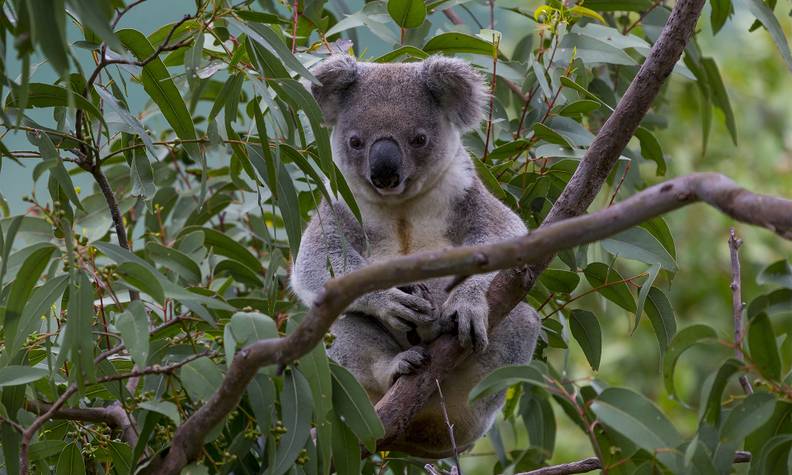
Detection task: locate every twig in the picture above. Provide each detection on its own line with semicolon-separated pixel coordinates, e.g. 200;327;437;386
517;451;751;474
441;8;465;25
435;379;462;475
0;415;24;433
26;400;138;447
728;228;753;394
608;160;632;206
623;0;663;35
482;33;499;162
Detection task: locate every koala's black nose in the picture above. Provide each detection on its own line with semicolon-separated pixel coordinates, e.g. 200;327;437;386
369;138;402;189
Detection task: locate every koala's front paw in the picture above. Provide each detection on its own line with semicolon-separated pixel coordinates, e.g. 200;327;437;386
369;288;434;332
388;346;430;385
441;283;489;352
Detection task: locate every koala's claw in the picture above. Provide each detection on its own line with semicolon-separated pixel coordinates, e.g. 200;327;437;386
388;346;430;385
380;288;434;328
441;290;489;353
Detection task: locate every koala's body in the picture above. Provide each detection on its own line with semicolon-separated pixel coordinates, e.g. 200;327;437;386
290;55;540;458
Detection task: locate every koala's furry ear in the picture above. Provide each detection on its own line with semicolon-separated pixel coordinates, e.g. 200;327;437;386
421;55;488;131
310;55;358;125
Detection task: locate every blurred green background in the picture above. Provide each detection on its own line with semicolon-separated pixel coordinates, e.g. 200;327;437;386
1;2;790;472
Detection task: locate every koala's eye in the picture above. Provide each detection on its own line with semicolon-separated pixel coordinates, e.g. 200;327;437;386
410;134;427;148
349;136;364;149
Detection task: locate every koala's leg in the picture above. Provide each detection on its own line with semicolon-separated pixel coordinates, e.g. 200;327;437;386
328;313;429;402
388;302;540;459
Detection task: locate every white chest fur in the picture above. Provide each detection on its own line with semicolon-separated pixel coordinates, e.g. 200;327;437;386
359;157;472;262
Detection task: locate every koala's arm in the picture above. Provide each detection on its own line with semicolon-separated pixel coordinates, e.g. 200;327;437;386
442;181;528;351
291;201;432;329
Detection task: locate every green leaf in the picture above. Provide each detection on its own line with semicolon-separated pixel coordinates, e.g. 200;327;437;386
469;364;547;402
520;391;556;457
749;313;782;381
56;442;86;475
139;400;181;425
532;123;574;148
583;262;636;313
742;0;792;73
116;261;166;304
30;0;69;75
635;263;662;333
1;244;56;363
6;274;69;362
6;83;104;128
229;311;278;346
720;391;776;443
591;388;682;467
299;343;333;474
182;228;262;274
570;309;602;371
662;324;718;400
145;242;202;284
66;0;122;51
711;0;733;34
0;366;48;387
602;227;677;271
702;358;742;425
634;127;666;176
560;76;614;111
331;410;361;475
130;147;156;199
423;32;497;56
180;357;224;401
757;259;792;289
116;301;150;368
116;29;204;200
277;161;303;258
559;99;601;116
645;287;677;354
701;57;737;145
640;217;676;260
61;271;96;388
580;0;652;11
229;19;318;84
247;374;275;432
272;369;314;475
330;363;385;452
473;157;509;201
387;0;426;28
750;434;792;475
540;268;580;294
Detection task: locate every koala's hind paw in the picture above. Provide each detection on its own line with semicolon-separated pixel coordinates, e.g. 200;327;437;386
388;346;430;385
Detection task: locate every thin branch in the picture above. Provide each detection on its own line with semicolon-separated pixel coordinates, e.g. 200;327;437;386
518;451;751;475
436;379;462;475
26;400;138;447
151;171;792;473
728;228;753;394
441;8;465;25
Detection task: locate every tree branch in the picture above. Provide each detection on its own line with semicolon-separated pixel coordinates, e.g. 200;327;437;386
728;228;754;394
151;171;792;473
517;451;751;475
26;401;138;448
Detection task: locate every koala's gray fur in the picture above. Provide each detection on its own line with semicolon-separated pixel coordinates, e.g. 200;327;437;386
290;54;540;458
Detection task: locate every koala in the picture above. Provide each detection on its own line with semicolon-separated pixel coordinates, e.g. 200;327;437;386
290;54;541;459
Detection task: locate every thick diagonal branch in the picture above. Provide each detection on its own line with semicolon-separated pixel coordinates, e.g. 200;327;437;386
152;172;792;473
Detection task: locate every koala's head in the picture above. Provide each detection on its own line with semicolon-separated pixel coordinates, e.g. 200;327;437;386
310;55;487;204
